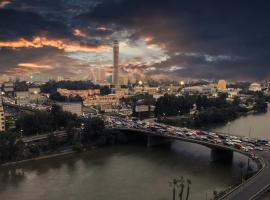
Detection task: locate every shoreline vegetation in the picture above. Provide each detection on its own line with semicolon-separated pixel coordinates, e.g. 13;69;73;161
0;104;129;166
154;92;268;129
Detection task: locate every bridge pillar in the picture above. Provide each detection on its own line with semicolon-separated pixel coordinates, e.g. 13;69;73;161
211;148;233;162
147;135;172;147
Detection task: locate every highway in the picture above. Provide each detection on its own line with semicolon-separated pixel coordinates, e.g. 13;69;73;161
219;151;270;200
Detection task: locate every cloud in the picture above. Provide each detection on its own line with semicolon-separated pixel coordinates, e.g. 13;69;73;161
17;63;53;69
0;36;109;52
1;0;270;80
0;1;11;8
75;0;270;80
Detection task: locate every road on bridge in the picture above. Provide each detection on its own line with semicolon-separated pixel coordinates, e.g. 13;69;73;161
221;150;270;200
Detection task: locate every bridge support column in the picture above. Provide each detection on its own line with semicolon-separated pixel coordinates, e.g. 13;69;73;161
211;149;233;162
147;135;172;147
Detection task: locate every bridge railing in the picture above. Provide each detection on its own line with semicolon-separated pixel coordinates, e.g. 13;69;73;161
217;156;266;200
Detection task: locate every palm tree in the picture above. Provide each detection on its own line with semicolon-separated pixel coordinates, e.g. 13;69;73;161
185;179;192;200
178;176;185;200
169;178;180;200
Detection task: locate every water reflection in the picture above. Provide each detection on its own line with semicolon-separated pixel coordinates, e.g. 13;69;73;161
0;141;255;200
213;110;270;139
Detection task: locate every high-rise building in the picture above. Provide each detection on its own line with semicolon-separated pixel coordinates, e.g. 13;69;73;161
113;40;119;87
217;80;227;91
118;75;129;86
0;95;5;132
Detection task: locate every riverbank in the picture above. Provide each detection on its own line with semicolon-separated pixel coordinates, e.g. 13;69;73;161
0;148;75;167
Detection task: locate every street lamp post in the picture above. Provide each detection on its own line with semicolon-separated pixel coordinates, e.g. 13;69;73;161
227;122;231;136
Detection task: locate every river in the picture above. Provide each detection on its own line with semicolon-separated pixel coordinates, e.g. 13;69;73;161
212;109;270;140
1;110;270;200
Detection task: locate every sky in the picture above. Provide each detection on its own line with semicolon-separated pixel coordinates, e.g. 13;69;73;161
0;0;270;81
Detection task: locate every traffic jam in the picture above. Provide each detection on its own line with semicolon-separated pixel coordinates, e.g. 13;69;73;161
104;116;270;158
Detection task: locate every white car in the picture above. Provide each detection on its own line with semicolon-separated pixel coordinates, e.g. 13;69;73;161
255;146;264;151
265;143;270;147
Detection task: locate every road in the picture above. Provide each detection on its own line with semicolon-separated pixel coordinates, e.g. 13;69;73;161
220;150;270;200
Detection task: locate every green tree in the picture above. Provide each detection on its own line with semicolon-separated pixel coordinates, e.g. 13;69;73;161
83;117;105;142
48;134;58;151
178;177;185;200
185;179;191;200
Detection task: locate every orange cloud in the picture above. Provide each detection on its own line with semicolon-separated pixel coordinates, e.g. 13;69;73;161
0;1;11;8
73;29;87;37
18;63;53;70
96;26;108;31
0;36;109;52
144;36;153;43
5;63;53;75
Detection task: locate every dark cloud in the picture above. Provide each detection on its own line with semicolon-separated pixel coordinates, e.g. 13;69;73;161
78;0;270;80
0;9;72;40
1;0;270;80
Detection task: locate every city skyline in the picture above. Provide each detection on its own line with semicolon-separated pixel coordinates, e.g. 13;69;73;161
1;0;270;82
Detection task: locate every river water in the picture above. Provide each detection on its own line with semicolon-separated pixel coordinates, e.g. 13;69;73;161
212;109;270;140
1;110;269;200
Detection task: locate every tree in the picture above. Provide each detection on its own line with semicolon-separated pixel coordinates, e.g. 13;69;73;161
232;96;241;107
185;179;191;200
0;132;26;163
48;134;58;151
83;117;105;142
254;98;267;113
178;177;185;200
73;142;83;152
169;178;180;200
28;144;40;157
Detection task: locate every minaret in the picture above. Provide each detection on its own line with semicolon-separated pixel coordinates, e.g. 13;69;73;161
113;40;119;87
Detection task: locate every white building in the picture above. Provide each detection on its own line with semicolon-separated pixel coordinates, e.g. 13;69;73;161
16;88;47;105
182;85;216;94
249;82;262;92
0;96;5;132
59;102;82;116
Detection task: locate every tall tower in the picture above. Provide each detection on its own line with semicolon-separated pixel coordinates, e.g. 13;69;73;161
113;40;119;87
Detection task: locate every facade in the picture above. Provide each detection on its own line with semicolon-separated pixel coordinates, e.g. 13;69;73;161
57;88;100;99
59;102;82;116
182;85;215;94
2;81;14;94
133;86;159;95
29;87;41;94
113;40;119;87
16;91;30;105
16;88;46;105
89;67;106;84
83;94;119;107
118;75;129;86
0;106;5;132
217;80;227;91
0;95;5;132
249;82;262;92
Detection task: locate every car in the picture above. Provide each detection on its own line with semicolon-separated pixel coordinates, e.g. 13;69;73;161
255;146;263;151
200;136;208;141
246;146;254;151
176;132;184;137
